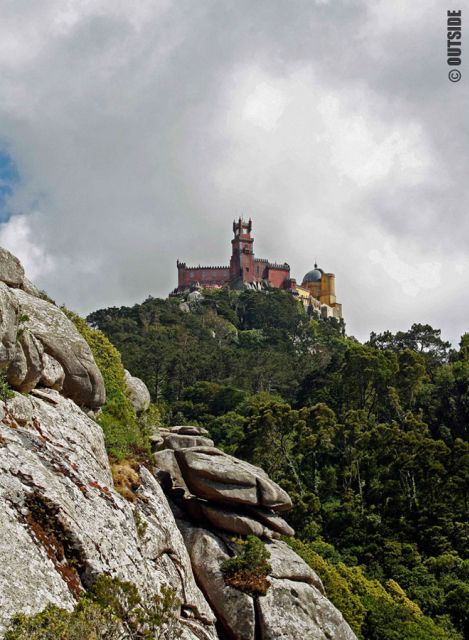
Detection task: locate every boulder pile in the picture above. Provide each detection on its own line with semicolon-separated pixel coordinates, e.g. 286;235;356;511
153;426;357;640
153;427;294;539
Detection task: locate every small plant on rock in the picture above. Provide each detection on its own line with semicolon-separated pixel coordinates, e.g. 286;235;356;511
0;374;14;401
221;535;272;596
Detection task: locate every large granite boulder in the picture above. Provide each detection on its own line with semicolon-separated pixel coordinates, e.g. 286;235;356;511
153;442;293;539
178;523;256;640
175;447;292;511
178;522;356;640
0;247;105;409
257;577;356;640
6;288;105;409
0;390;216;639
124;369;151;413
0;247;25;288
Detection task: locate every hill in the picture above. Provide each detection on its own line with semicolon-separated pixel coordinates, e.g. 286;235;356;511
88;287;469;639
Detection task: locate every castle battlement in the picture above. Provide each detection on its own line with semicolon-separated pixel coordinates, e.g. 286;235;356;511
175;219;341;319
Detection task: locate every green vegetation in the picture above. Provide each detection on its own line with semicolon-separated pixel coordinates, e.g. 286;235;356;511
287;538;461;640
5;575;181;640
221;535;272;596
88;289;468;638
0;373;14;401
63;308;149;461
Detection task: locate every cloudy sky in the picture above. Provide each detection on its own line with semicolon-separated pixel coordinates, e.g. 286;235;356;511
0;0;467;344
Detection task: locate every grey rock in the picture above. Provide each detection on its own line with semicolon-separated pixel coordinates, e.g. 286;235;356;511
198;502;268;538
266;540;324;593
0;247;25;288
124;369;151;413
256;577;356;640
179;523;255;640
170;425;210;436
9;288;105;409
153;448;191;497
0;283;20;368
0;392;217;640
245;506;295;537
162;433;215;451
40;353;65;390
21;277;41;297
175;447;292;511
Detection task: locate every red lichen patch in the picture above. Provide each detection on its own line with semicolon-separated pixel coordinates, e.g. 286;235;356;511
88;479;117;507
2;407;17;429
25;494;84;600
31;416;51;443
0;434;6;446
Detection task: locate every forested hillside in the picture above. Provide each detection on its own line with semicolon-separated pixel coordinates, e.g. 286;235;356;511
88;288;468;639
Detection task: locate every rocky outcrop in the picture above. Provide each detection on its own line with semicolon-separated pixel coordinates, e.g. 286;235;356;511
0;247;26;289
153;426;358;640
153;432;293;539
124;369;151;413
0;390;216;639
0;265;105;410
177;522;355;640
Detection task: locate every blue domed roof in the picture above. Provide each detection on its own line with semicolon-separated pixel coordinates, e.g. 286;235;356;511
303;264;323;284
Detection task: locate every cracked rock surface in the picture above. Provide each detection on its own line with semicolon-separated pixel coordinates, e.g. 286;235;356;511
0;390;216;639
153;426;358;640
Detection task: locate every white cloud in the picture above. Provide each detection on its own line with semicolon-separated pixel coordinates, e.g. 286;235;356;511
0;0;466;345
0;214;55;281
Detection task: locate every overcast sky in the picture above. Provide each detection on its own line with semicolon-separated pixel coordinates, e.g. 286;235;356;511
0;0;467;344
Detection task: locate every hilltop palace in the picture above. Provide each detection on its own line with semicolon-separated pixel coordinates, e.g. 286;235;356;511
175;218;342;319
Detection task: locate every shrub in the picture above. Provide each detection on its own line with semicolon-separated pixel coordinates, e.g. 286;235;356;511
0;374;14;401
5;575;182;640
221;535;272;596
285;538;462;640
63;308;149;462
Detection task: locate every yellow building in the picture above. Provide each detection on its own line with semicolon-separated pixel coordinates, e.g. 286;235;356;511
293;263;342;319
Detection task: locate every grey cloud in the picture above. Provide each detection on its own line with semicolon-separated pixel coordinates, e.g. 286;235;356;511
0;0;467;346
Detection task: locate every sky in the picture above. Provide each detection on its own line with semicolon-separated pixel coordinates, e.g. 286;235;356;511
0;0;467;345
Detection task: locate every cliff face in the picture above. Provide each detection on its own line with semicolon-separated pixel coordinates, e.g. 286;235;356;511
0;247;357;640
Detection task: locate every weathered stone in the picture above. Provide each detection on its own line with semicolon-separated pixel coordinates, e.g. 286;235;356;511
0;283;19;369
266;540;324;593
21;277;40;297
245;506;295;537
149;434;165;451
0;247;25;288
170;425;210;436
9;289;105;409
198;502;268;537
153;448;191;497
175;447;292;511
40;353;65;390
179;522;256;640
256;577;356;640
0;392;216;639
162;433;215;451
5;392;35;426
124;370;151;413
16;330;44;392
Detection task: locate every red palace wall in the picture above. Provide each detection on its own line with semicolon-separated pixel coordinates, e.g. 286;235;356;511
178;266;230;289
266;267;290;288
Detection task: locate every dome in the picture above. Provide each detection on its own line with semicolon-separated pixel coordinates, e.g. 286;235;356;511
302;265;323;284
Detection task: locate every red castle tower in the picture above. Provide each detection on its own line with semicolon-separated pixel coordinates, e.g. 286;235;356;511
229;218;255;284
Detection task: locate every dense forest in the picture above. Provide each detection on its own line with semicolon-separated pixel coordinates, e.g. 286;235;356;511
88;288;468;640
